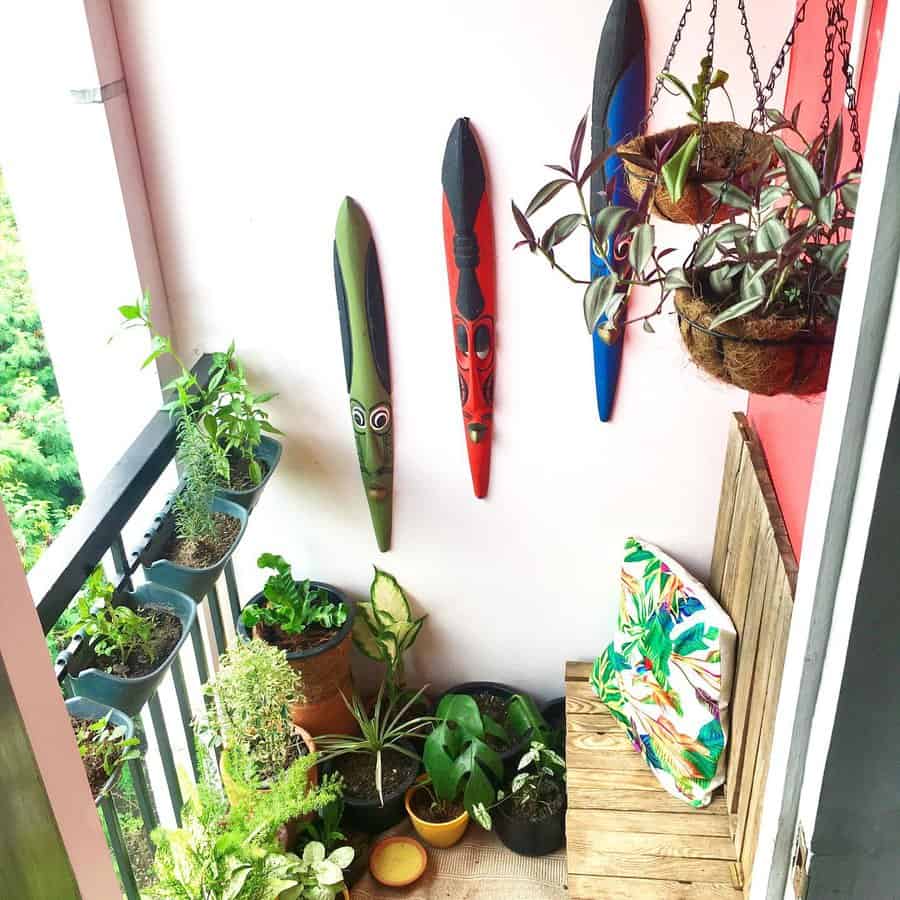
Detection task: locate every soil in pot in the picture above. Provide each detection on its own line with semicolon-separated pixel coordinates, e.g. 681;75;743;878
333;749;418;804
226;454;269;491
256;621;338;654
503;779;565;824
408;786;464;824
469;690;515;751
72;715;119;798
160;512;241;569
80;607;182;679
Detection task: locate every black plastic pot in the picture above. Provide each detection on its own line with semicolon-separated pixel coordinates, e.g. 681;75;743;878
321;745;419;835
66;583;196;716
216;436;283;513
541;696;566;757
437;681;531;777
493;782;566;857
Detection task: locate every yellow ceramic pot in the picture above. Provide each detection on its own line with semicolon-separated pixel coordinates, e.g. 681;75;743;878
405;782;469;848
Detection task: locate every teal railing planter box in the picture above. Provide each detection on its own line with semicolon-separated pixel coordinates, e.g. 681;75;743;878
142;495;248;602
66;696;136;804
66;583;197;716
215;436;282;513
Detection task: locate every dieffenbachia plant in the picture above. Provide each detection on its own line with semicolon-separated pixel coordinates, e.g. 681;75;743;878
513;110;859;337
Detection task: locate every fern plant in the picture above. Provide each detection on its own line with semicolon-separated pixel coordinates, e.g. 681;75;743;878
241;553;347;636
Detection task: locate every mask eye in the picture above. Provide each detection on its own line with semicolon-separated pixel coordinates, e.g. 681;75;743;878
369;404;391;433
455;324;469;356
474;325;491;360
351;403;367;430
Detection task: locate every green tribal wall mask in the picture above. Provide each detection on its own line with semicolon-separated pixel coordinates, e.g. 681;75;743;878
333;197;393;552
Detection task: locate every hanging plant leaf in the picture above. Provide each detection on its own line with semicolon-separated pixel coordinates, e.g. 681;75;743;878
818;240;851;276
569;110;589;181
663;267;691;293
709;266;734;297
710;291;765;329
577;146;615;188
541;213;583;250
772;137;822;208
842;181;859;212
815;192;837;227
628;223;655;276
660;131;701;204
511;202;537;251
754;218;790;254
525;179;570;217
592;206;632;248
823;116;844;192
701;181;753;211
759;184;788;210
583;274;618;334
642;319;655;333
617;151;656;171
695;223;750;267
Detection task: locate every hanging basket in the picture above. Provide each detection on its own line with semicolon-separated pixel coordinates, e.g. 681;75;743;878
674;290;836;396
619;123;774;225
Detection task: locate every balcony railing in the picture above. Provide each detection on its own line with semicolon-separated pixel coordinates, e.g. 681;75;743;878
28;354;248;898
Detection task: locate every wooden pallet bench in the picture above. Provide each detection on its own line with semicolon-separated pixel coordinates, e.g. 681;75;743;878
566;414;798;899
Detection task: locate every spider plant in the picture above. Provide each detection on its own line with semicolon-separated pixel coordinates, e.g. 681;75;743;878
316;682;433;806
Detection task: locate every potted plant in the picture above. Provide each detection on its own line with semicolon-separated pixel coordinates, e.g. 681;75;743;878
301;798;370;889
61;567;196;716
67;697;140;803
514;110;858;397
201;638;320;839
317;683;432;834
617;56;774;224
149;773;352;899
119;294;283;512
436;683;546;777
237;553;356;736
472;741;567;857
407;693;505;848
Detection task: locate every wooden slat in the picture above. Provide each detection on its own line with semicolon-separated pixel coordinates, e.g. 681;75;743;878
570;808;731;837
567;713;624;733
566;731;647;770
567;786;730;815
565;817;737;860
566;846;740;884
568;767;670;792
568;875;740;899
566;660;592;681
709;417;748;598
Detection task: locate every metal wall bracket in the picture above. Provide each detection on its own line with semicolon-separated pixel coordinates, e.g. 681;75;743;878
70;78;127;104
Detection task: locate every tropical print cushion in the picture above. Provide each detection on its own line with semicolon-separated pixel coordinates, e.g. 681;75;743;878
592;536;737;807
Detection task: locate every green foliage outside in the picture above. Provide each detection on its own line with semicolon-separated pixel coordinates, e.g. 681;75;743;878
0;169;82;571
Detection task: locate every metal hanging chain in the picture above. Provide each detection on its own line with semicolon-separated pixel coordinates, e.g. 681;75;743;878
820;0;839;142
737;0;766;114
696;0;719;172
832;0;864;169
639;0;694;134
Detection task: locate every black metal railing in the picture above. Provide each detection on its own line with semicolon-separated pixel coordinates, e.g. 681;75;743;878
28;354;248;898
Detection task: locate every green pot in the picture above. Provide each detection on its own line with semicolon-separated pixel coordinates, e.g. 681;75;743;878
66;582;196;716
66;697;136;805
216;436;282;513
142;495;248;602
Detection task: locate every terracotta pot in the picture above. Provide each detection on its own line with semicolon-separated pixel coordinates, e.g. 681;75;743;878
619;122;774;225
405;781;469;849
237;585;358;737
674;290;836;396
220;725;318;850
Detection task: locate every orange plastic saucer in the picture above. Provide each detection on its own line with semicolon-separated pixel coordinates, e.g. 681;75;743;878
369;835;428;887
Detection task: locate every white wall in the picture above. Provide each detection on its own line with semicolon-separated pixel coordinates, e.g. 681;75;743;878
109;0;793;698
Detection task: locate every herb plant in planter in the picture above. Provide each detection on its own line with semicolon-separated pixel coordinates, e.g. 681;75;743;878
67;697;140;802
317;683;432;834
408;693;505;848
62;567;195;716
473;741;567;857
120;294;283;511
238;553;356;736
515;110;859;397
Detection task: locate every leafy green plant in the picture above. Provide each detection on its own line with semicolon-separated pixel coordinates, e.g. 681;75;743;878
62;566;156;665
316;682;432;806
200;639;300;787
420;694;506;819
172;417;228;545
471;741;566;830
75;713;140;787
514;110;858;338
118;293;280;486
353;568;426;704
506;694;553;747
149;770;352;900
302;799;346;856
241;553;347;636
655;56;734;203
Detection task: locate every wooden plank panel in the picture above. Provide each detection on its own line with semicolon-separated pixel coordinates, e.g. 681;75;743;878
566;846;740;883
567;786;729;815
568;767;668;792
710;415;749;598
725;529;776;814
568;808;731;837
739;579;794;882
566;694;609;715
718;450;756;626
566;747;656;772
568;875;740;899
567;713;623;733
567;680;603;702
565;819;737;860
566;660;593;681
